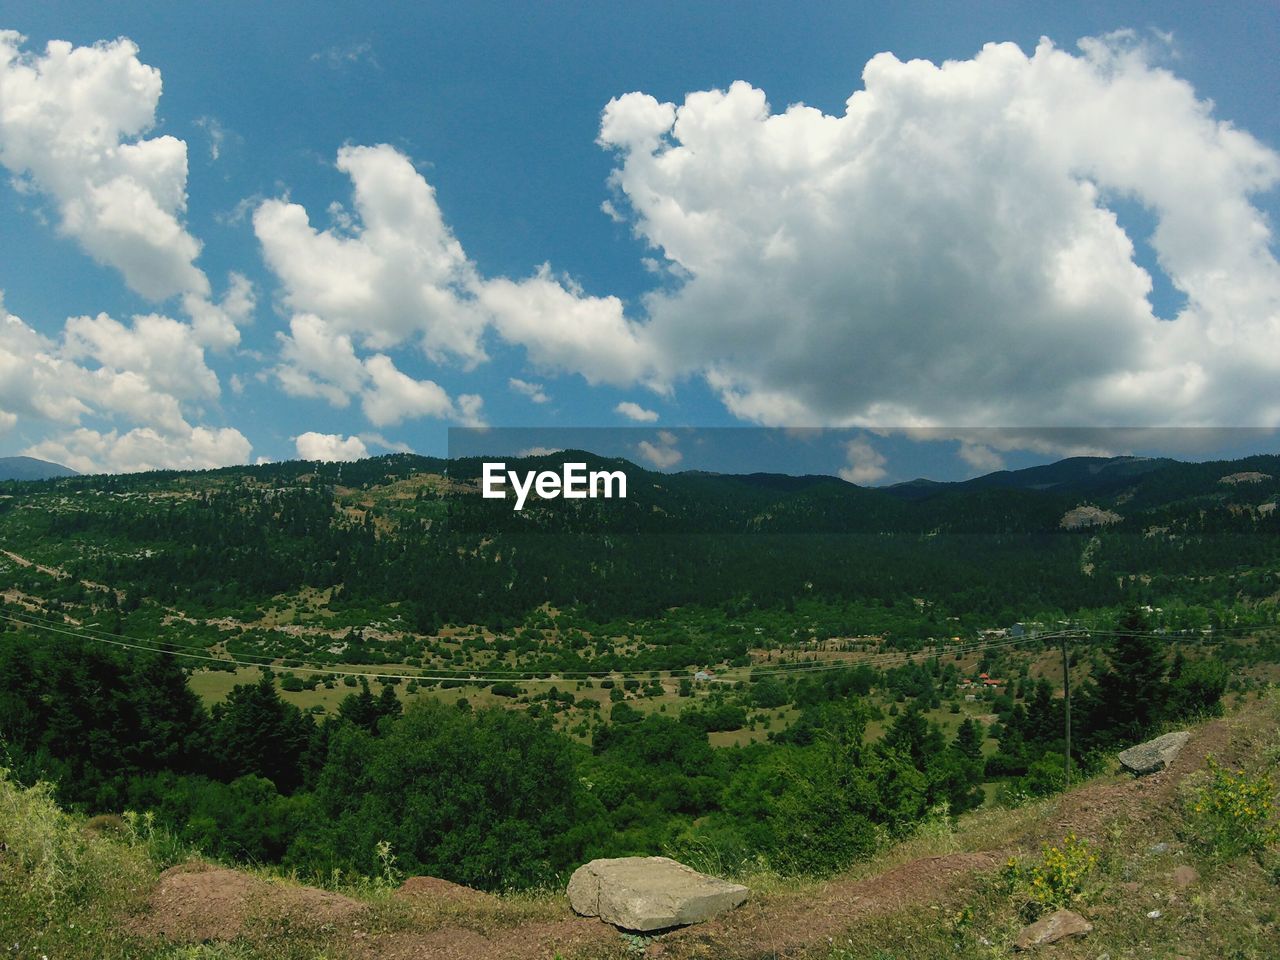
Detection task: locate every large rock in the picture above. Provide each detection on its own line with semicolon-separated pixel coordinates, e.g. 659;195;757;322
1013;908;1093;950
1118;731;1191;776
567;856;748;932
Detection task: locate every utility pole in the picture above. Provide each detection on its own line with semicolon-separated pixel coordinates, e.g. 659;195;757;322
1061;631;1073;788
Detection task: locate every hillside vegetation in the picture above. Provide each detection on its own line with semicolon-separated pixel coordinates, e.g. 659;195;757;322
2;692;1277;959
1;451;1278;937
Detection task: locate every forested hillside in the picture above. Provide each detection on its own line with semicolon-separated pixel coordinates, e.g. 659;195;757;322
0;452;1278;889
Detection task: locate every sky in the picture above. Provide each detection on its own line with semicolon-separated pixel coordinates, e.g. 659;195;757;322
0;2;1278;480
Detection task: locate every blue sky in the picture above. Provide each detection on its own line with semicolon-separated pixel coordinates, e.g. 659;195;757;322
0;3;1277;479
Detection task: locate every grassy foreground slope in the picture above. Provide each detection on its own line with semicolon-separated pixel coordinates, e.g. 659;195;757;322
3;693;1277;960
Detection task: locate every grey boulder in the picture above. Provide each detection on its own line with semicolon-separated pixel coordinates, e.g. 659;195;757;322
1118;731;1191;776
567;856;748;932
1013;909;1093;950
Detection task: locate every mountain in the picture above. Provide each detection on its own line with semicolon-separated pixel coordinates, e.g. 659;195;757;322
886;456;1176;500
0;456;78;481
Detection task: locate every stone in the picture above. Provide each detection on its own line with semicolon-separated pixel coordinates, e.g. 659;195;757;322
1013;909;1093;951
1118;731;1191;776
1171;865;1199;888
567;856;749;932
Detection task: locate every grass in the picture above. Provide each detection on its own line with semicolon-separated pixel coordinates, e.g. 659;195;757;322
0;771;162;959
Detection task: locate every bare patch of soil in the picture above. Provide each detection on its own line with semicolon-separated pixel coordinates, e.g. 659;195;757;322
396;875;497;906
138;862;364;943
364;916;615;960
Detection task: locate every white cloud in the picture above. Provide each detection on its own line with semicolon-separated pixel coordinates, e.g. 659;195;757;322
0;32;209;302
272;312;482;427
636;431;682;469
363;433;414;453
295;431;368;462
62;312;219;403
26;424;250;474
255;144;663;421
957;441;1006;474
193;115;228;161
615;400;658;422
274;313;367;406
598;35;1280;429
182;272;255;350
509;377;550;404
254;144;486;362
310;41;378;71
455;393;486;427
361;353;453;427
838;437;888;485
478;267;657;386
0;294;250;473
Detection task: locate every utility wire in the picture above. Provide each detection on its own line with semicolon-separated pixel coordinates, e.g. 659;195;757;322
1;608;1077;685
0;605;1269;686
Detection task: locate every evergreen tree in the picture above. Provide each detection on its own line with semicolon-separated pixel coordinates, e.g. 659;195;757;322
337;679;381;732
1089;607;1167;746
954;717;984;762
210;677;313;793
377;683;402;722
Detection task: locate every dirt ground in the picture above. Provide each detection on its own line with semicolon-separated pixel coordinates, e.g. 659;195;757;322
135;862;365;942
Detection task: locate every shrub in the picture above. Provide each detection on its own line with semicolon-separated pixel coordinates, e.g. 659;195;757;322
0;770;154;923
1186;757;1278;860
1002;833;1098;919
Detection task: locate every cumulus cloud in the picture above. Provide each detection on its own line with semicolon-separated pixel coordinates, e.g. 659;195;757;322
259;33;1280;445
255;144;486;361
255;143;661;426
615;400;658;422
295;431;368;462
0;32;253;356
26;424;251;474
599;34;1280;430
182;272;255;350
362;353;453;426
0;31;208;302
0;294;251;472
477;268;657;385
838;437;888;484
272;312;484;427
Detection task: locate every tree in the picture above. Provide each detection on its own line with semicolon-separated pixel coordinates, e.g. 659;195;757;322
337;679;381;732
306;701;603;889
1088;608;1167;746
210;677;313;793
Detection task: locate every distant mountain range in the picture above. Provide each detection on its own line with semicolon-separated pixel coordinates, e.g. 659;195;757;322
884;456;1177;500
0;456;78;482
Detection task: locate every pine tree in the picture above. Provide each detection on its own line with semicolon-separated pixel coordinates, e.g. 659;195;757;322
1090;607;1167;745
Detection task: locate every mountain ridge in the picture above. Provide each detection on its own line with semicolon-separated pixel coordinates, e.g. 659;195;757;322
0;455;78;481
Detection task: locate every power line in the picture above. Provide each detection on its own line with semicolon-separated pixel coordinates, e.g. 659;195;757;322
1;603;1270;688
0;608;1069;685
